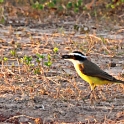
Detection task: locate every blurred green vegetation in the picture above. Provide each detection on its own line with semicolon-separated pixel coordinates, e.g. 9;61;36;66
2;0;124;12
32;0;84;12
0;0;124;23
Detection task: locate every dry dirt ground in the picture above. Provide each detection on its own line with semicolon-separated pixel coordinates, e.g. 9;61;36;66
0;16;124;124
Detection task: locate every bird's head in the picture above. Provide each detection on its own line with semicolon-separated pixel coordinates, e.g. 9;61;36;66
62;51;87;64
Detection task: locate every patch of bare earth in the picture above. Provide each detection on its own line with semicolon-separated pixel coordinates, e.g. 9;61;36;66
0;14;124;123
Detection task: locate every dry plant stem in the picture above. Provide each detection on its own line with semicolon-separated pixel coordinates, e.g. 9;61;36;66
47;76;63;98
42;35;49;47
88;34;102;41
16;58;21;74
40;67;50;87
87;35;95;53
101;42;111;54
1;60;4;72
91;53;114;57
67;78;82;99
90;90;98;104
47;76;59;85
76;12;84;23
5;114;36;122
0;50;4;71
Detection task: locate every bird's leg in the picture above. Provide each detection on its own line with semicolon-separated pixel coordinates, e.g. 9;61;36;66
82;90;92;103
89;84;99;104
83;86;96;100
90;89;98;104
82;89;97;104
90;89;96;98
83;92;91;100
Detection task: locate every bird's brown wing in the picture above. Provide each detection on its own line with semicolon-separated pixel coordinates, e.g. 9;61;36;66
79;60;116;81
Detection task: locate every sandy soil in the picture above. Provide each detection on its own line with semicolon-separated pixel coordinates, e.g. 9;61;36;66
0;15;124;124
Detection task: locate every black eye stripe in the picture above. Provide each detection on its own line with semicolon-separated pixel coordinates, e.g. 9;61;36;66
62;52;87;61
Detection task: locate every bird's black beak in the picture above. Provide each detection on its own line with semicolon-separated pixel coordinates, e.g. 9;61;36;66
62;55;70;59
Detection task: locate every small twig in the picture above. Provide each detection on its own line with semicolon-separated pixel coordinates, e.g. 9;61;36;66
5;114;35;122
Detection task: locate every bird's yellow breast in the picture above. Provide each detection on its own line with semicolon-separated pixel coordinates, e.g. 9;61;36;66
74;64;110;90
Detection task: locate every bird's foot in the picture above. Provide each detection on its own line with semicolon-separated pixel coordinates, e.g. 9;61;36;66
90;91;97;104
82;92;91;103
82;90;101;104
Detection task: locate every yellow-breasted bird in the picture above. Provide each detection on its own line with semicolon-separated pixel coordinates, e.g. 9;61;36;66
62;51;124;92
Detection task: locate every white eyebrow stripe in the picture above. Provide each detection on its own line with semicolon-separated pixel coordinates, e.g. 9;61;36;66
69;53;87;58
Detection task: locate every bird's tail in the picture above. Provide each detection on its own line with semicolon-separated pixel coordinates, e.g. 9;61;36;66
116;79;124;84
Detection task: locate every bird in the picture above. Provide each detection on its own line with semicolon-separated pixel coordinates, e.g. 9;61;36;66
62;51;124;93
